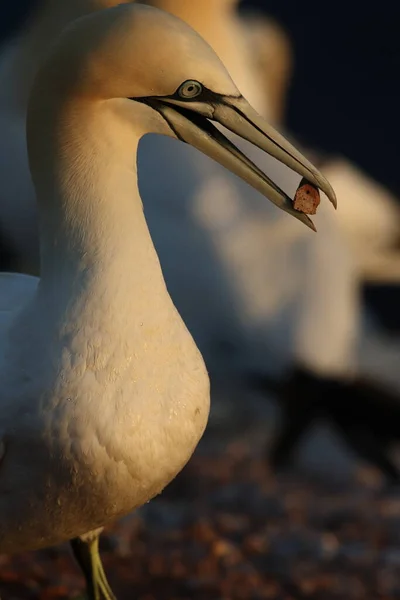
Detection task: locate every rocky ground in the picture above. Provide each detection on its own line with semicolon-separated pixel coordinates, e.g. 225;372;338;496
0;424;400;600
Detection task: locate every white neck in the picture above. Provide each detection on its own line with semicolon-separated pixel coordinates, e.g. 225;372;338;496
27;95;166;311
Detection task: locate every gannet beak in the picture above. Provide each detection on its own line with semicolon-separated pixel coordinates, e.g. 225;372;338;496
142;94;337;230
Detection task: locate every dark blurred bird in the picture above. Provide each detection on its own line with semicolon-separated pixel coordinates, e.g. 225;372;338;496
251;368;400;482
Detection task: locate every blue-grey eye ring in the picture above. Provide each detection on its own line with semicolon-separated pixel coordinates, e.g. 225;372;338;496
178;80;203;99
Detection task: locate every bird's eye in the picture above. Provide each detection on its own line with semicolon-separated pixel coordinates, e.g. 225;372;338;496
178;80;203;99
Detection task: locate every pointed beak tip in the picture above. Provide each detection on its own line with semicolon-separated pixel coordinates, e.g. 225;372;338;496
309;219;317;232
319;186;337;210
297;212;317;232
323;183;337;210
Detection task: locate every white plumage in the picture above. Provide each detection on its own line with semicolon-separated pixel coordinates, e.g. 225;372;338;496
0;3;335;597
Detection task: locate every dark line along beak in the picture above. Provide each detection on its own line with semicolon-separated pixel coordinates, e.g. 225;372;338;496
144;94;337;231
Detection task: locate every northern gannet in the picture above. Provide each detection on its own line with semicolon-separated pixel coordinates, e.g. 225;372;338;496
0;3;335;598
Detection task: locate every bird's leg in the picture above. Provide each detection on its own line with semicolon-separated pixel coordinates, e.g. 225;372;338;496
94;551;117;600
332;424;400;484
70;535;117;600
269;403;317;468
250;368;321;469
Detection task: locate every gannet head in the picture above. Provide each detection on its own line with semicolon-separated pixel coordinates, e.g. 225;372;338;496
33;3;336;228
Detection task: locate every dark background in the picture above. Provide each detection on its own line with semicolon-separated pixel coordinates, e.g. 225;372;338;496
2;0;400;199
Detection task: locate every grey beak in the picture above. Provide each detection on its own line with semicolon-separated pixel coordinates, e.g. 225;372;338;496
148;94;337;230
